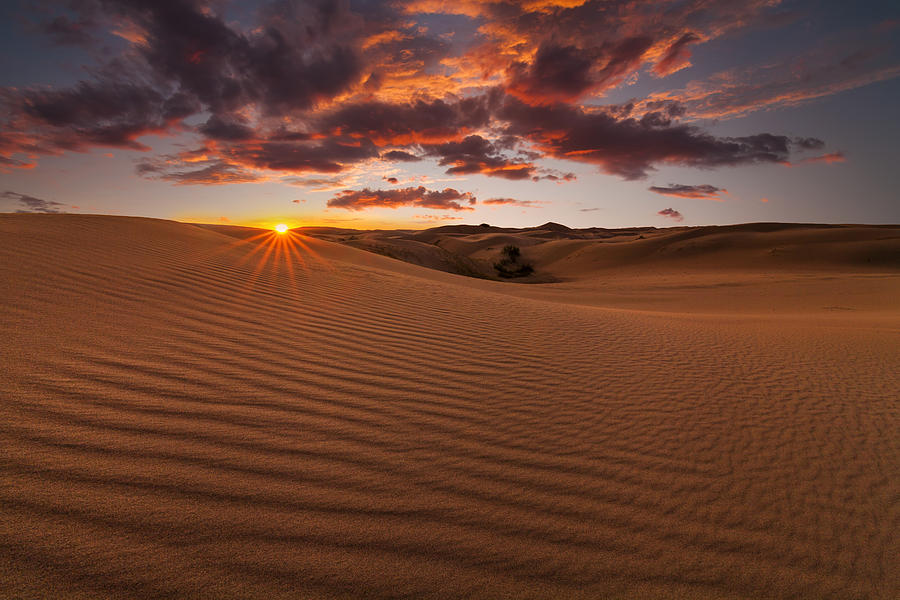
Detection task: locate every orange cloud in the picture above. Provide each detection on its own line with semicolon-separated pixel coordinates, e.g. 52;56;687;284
784;152;846;166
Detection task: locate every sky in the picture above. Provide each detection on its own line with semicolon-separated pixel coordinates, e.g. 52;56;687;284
0;0;898;229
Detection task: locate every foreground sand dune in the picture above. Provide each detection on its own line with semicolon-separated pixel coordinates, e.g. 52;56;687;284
1;214;898;599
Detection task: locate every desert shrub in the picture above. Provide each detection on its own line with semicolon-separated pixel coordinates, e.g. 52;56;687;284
501;245;521;261
494;244;532;278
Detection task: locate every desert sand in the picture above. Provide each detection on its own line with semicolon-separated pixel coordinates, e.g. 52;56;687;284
1;213;898;599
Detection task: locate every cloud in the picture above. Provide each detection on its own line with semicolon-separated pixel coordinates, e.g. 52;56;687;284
482;197;541;207
382;150;422;162
0;0;368;165
649;184;726;200
507;43;597;104
785;151;846;166
137;158;263;185
406;0;787;101
642;35;900;121
1;81;197;158
792;137;826;150
413;214;464;221
538;171;577;183
328;186;476;211
500;98;804;179
323;95;497;145
422;134;536;180
0;0;845;192
652;33;701;77
221;138;379;173
283;176;350;190
658;207;683;221
197;115;256;141
2;191;66;213
122;0;364;116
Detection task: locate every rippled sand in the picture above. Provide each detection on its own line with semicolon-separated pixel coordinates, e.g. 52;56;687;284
1;214;898;599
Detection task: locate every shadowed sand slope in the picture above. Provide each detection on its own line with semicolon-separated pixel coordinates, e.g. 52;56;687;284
1;214;898;599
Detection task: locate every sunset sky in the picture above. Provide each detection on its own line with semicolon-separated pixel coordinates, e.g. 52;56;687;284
1;0;898;229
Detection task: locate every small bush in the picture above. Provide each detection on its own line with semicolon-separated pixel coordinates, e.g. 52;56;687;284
501;245;521;261
494;244;532;278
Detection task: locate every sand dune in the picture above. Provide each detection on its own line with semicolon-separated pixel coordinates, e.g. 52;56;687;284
299;221;900;287
1;214;898;599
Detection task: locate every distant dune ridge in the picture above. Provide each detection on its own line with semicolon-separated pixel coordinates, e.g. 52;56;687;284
1;213;899;599
267;221;900;283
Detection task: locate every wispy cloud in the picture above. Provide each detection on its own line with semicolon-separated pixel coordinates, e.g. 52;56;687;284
784;152;846;167
482;197;543;207
2;191;66;213
649;184;726;200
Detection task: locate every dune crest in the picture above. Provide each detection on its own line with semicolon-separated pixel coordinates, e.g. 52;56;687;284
1;214;898;599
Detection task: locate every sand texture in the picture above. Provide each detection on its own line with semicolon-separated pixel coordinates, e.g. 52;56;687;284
1;214;898;599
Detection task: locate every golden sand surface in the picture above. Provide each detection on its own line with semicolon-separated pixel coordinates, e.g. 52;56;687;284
1;214;898;599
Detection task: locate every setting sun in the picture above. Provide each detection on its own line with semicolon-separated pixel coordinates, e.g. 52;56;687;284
274;224;288;233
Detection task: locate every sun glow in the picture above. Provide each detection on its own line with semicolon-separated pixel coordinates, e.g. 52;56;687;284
274;223;289;233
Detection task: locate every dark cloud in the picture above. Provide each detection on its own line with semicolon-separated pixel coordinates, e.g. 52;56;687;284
0;154;35;169
323;95;498;144
381;150;422;162
198;115;256;141
537;171;577;183
649;184;725;199
506;36;654;105
593;36;655;89
2;191;66;213
507;43;596;104
0;0;833;191
137;158;263;185
7;81;195;153
221;138;380;174
793;137;826;150
410;0;788;103
0;0;369;165
422;134;535;180
658;207;684;221
328;186;476;211
500;98;804;179
110;0;364;116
